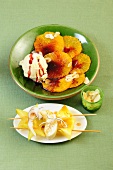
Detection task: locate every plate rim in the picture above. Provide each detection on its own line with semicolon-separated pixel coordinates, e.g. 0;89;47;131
13;103;87;144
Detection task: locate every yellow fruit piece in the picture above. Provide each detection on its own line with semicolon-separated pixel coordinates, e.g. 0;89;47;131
16;109;30;139
16;109;28;118
17;118;28;129
33;118;45;137
28;130;34;141
28;118;45;140
63;36;82;58
58;117;75;140
56;105;72;118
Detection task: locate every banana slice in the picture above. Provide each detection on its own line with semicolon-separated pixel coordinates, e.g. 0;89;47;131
28;120;36;136
28;104;42;120
44;113;58;139
28;105;43;136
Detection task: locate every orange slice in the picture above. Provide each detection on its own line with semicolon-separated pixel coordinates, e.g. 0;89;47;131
63;36;82;58
44;51;72;79
71;53;91;73
70;73;85;88
34;32;64;56
42;77;72;92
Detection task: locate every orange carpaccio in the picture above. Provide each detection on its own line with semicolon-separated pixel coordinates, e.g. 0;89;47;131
33;32;91;92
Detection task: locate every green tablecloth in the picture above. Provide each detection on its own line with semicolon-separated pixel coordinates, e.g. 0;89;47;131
0;0;113;170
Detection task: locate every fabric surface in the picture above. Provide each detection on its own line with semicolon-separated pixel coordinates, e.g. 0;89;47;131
0;0;113;170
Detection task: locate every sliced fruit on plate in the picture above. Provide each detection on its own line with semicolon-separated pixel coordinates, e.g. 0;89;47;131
16;109;28;118
33;118;45;137
58;117;75;140
17;118;28;129
28;118;45;141
56;105;72;118
44;114;58;139
16;109;28;129
56;106;75;139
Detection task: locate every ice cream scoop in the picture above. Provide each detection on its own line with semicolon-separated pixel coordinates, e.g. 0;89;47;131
19;51;48;82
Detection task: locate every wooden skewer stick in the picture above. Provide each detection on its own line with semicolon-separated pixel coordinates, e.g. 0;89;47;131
8;117;28;120
8;118;21;120
10;127;29;130
11;127;101;133
72;114;97;116
8;113;96;121
72;129;101;132
10;127;40;130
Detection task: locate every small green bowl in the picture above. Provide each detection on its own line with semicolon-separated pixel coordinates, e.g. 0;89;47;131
81;85;104;112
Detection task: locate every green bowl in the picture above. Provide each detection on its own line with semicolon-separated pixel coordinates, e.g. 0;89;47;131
81;85;104;112
9;24;100;100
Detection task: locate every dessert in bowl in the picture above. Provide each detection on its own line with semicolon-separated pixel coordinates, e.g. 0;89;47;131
81;85;104;112
9;24;99;100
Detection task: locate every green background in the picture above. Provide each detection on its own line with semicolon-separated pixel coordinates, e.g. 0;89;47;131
0;0;113;170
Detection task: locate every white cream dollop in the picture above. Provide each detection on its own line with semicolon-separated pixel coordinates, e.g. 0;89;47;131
83;89;101;103
65;72;79;82
19;51;48;82
84;77;90;84
45;32;60;39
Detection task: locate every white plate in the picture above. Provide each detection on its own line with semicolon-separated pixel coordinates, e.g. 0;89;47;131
13;103;87;143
